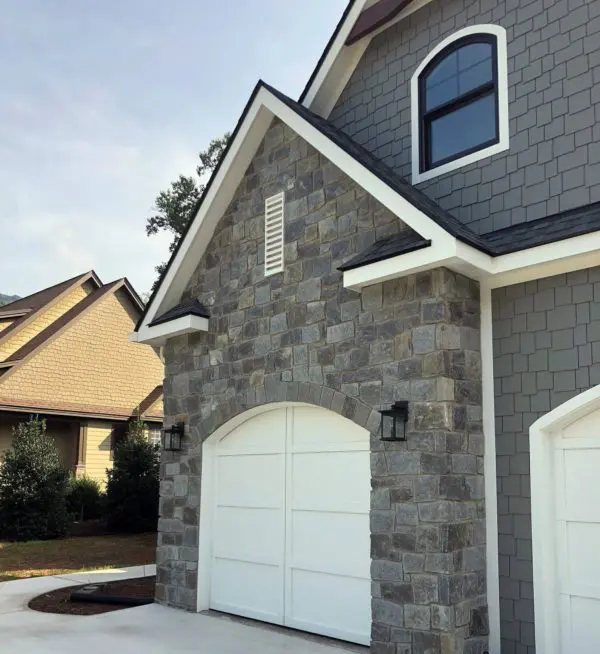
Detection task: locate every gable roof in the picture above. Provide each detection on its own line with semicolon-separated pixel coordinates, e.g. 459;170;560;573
0;277;145;378
134;80;470;339
149;298;210;328
299;0;435;116
0;271;101;346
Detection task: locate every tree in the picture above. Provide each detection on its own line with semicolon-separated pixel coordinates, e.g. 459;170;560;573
105;419;160;533
0;417;70;541
146;133;231;289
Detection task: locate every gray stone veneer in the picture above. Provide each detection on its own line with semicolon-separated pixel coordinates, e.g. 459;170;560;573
492;267;600;654
158;118;487;653
330;0;600;234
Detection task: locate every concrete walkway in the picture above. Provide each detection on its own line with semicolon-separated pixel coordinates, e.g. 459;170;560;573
0;567;360;654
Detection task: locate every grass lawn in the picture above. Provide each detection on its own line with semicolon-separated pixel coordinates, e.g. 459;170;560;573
0;532;156;582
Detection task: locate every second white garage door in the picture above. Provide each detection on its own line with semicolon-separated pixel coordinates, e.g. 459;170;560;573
209;405;371;645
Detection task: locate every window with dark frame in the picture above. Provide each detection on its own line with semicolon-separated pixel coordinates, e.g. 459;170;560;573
148;426;162;448
418;33;499;173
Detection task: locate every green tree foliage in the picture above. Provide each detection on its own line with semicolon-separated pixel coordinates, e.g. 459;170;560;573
146;133;231;288
105;419;160;533
0;417;70;541
66;476;104;522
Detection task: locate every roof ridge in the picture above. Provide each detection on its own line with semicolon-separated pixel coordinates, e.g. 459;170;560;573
1;280;121;370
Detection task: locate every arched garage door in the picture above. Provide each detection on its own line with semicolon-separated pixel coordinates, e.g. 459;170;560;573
206;405;371;645
531;385;600;654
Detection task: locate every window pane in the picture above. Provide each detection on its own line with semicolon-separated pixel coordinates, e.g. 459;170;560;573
459;59;493;95
457;42;492;72
425;40;493;111
429;93;497;166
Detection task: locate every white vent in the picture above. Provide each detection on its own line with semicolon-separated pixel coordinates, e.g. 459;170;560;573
264;192;285;276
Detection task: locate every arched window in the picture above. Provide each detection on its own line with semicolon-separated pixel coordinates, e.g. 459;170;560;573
411;25;509;183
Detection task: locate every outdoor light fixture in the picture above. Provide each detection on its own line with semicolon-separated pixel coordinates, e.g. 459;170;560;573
162;422;185;451
379;401;409;442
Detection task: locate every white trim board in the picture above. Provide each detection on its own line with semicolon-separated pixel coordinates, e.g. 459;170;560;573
302;0;435;117
344;230;600;292
480;284;501;654
410;24;510;184
130;314;209;346
135;83;458;341
529;385;600;654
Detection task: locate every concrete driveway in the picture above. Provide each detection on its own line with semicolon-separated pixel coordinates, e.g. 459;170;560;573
0;568;363;654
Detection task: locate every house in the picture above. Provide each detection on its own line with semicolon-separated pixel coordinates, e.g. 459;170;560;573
131;0;600;652
0;271;164;482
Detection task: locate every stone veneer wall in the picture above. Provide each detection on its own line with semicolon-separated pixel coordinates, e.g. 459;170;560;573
158;118;487;653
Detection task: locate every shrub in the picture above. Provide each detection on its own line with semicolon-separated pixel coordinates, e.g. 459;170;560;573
105;419;160;533
0;417;70;541
66;476;104;522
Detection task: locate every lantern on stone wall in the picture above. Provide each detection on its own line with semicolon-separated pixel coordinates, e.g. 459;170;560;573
161;422;185;451
379;401;409;442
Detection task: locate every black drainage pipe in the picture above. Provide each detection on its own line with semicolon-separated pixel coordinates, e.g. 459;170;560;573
70;591;154;607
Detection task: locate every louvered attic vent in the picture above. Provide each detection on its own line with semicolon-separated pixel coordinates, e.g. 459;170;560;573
264;192;285;276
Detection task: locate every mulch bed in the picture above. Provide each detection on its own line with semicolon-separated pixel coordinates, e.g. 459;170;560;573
28;576;156;615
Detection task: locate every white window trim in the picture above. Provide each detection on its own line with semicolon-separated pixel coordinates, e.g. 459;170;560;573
411;24;509;185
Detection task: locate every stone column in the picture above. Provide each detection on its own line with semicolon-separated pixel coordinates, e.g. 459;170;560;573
371;269;487;654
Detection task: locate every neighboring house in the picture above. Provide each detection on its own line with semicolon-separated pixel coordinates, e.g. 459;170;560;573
132;1;600;653
0;271;164;482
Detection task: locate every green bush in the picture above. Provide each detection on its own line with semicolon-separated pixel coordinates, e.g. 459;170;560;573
66;476;104;522
105;419;160;533
0;417;70;541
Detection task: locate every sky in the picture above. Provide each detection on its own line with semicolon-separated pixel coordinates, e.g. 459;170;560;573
0;0;348;297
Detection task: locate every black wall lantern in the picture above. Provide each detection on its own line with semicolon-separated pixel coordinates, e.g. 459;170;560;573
379;401;409;442
162;422;185;451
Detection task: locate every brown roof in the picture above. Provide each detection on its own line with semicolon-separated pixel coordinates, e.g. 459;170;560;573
137;385;164;418
2;280;122;367
0;271;101;346
0;397;163;423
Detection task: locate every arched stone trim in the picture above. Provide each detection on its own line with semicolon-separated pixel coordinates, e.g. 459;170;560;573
192;381;382;445
530;384;600;654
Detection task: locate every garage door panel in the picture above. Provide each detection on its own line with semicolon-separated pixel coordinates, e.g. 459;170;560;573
213;506;283;565
291;451;370;512
290;511;370;578
291;407;369;451
563;449;600;522
564;522;600;599
210;557;283;624
286;568;371;645
209;406;370;645
217;410;285;455
216;454;284;508
568;596;600;654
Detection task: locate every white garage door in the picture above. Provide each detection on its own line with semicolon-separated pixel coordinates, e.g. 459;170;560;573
209;406;371;645
553;409;600;654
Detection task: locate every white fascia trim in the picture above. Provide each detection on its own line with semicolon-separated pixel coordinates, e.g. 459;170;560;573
131;315;209;346
303;0;436;117
264;93;456;247
301;0;370;116
343;240;459;290
487;229;600;288
411;24;509;185
141;85;456;333
345;228;600;291
139;99;272;330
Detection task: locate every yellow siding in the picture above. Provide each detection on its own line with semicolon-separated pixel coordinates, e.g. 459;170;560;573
0;291;164;417
0;319;14;334
0;286;90;360
84;421;113;483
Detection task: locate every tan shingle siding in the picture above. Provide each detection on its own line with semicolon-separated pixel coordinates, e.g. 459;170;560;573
0;291;164;416
0;286;90;361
